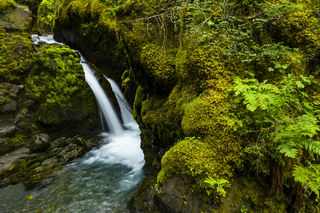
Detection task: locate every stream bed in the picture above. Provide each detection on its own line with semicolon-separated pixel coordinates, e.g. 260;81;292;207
0;35;145;213
0;129;144;213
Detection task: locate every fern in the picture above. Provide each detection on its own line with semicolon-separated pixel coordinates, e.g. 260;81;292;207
233;77;283;113
293;163;320;198
233;75;319;159
274;114;319;158
205;177;229;197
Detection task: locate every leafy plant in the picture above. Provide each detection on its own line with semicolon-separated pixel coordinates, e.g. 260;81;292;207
293;163;320;199
205;177;229;197
233;74;318;160
274;114;320;158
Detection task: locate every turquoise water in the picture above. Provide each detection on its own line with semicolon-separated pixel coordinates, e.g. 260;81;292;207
0;130;144;213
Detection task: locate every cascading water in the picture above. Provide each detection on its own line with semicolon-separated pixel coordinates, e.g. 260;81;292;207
80;54;123;135
104;76;138;129
0;35;145;212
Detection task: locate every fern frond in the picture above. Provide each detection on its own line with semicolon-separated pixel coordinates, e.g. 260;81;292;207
293;164;320;198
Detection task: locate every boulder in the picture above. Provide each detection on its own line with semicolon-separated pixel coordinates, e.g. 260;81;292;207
1;5;31;31
30;133;50;152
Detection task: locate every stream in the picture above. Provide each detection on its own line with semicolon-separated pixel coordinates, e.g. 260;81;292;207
0;35;145;212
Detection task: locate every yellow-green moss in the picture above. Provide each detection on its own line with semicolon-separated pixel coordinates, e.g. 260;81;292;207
0;0;16;14
139;44;176;88
157;137;243;198
0;29;34;83
29;44;96;125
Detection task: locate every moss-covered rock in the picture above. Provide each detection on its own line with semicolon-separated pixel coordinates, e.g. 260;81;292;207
0;24;34;83
0;135;98;188
29;44;97;135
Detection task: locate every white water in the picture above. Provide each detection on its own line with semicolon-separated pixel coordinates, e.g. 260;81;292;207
5;35;147;212
104;76;138;129
80;56;123;135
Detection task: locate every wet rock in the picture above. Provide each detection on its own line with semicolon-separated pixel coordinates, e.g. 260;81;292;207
7;84;23;98
134;176;203;213
58;144;83;163
0;83;23;98
0;125;16;137
30;134;50;152
0;100;18;113
42;158;59;167
0;83;24;113
0;138;15;155
1;5;31;31
0;148;29;172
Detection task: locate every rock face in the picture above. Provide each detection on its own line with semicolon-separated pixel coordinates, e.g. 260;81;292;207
0;83;23;113
0;125;16;137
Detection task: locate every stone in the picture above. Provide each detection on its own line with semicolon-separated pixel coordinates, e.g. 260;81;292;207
0;148;29;172
7;84;23;98
155;176;202;213
30;133;50;152
1;5;31;31
0;125;16;137
0;100;17;113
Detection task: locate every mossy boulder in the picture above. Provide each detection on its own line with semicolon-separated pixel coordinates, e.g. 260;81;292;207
29;44;97;135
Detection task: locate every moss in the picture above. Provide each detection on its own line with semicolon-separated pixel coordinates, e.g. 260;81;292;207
0;136;94;187
138;44;177;91
0;0;16;14
181;88;233;137
29;44;96;128
278;3;320;56
157;137;243;200
36;0;57;33
0;28;34;83
32;0;320;210
133;85;147;124
0;136;25;155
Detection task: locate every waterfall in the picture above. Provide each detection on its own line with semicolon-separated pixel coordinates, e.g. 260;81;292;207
104;76;138;129
79;56;123;135
32;35;123;135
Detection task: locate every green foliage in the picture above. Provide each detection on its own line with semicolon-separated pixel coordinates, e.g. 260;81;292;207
274;114;320;158
49;0;320;209
37;0;58;32
40;0;55;10
204;177;229;197
293;163;320;199
233;75;320;159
